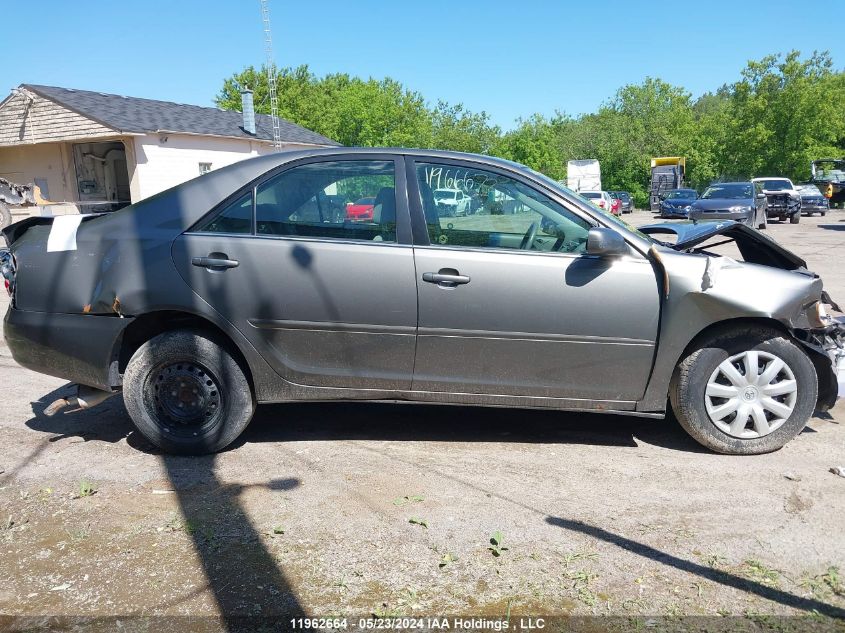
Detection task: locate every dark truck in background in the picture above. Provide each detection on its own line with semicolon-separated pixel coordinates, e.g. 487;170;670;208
649;157;685;211
811;158;845;208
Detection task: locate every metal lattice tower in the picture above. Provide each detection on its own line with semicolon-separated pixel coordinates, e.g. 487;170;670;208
260;0;283;150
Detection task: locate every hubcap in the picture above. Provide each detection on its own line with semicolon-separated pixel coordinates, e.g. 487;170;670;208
705;350;797;439
148;362;222;436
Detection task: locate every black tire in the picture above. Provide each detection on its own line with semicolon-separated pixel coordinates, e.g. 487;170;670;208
669;326;817;455
790;213;800;224
123;330;255;454
0;203;11;229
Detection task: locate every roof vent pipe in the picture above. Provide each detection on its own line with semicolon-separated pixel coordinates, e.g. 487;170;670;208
240;89;256;135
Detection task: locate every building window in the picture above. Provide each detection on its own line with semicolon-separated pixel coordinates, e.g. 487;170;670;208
199;162;212;175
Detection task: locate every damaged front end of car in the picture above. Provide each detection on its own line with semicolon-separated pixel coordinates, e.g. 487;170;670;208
641;220;845;410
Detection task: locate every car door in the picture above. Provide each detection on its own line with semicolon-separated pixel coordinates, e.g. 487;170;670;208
408;158;660;403
172;155;418;390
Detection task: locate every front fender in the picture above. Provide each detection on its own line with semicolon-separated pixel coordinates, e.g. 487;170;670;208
638;251;824;412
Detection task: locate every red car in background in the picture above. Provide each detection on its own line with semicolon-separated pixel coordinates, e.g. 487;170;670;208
346;197;376;221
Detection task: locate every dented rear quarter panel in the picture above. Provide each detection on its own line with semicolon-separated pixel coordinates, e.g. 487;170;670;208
6;152;317;399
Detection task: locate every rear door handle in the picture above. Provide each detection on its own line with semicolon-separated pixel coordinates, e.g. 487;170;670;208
422;271;470;286
192;255;239;270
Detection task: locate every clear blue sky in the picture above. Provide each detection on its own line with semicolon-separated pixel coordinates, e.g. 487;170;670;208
2;0;841;130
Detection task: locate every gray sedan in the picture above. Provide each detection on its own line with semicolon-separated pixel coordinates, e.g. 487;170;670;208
2;149;843;455
687;182;768;229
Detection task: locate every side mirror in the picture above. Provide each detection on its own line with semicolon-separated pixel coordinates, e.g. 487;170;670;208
756;193;766;200
586;227;628;257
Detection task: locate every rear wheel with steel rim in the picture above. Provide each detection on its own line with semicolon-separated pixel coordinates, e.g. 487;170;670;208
124;330;255;454
670;326;817;454
145;361;224;440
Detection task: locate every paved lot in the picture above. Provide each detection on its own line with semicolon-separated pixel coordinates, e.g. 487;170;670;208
1;210;844;626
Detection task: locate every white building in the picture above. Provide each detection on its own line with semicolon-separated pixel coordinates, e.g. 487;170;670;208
0;84;339;219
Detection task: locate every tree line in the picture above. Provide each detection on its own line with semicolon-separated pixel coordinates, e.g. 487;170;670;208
217;51;845;207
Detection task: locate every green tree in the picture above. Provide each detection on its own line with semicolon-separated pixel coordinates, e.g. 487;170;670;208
217;52;845;203
216;64;498;151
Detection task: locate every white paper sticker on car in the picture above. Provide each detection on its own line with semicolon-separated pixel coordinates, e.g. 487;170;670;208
46;215;84;252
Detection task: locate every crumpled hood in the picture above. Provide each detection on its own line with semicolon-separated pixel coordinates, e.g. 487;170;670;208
640;220;807;270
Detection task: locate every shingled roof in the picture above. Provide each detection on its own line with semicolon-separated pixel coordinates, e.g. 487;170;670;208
21;84;340;147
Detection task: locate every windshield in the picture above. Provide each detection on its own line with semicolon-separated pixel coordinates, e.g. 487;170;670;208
666;190;695;200
701;184;752;200
816;162;845;182
520;165;653;241
758;179;791;191
799;185;821;195
434;190;456;200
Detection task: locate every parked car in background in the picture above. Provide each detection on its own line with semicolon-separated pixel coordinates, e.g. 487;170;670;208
797;184;829;217
752;177;802;224
688;182;767;229
581;190;616;214
658;189;698;218
433;188;471;217
612;191;633;214
346;196;376;221
2;148;843;457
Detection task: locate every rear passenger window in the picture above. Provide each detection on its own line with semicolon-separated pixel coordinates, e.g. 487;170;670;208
196;193;253;234
255;160;397;242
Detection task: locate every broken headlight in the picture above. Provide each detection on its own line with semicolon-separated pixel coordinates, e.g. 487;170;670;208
808;300;834;328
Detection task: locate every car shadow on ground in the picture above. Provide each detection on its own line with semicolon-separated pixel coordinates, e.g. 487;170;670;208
22;385;828;457
241;400;711;452
818;223;845;231
13;385;838;625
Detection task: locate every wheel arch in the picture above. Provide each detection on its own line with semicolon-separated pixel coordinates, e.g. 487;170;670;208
676;316;790;364
668;316;831;410
639;315;795;413
113;309;257;393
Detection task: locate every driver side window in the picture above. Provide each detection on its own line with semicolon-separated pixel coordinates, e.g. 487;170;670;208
415;162;591;253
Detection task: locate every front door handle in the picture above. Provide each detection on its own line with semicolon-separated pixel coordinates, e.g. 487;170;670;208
192;254;239;270
422;270;470;287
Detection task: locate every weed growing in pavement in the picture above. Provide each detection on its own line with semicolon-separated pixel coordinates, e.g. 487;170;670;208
489;530;508;557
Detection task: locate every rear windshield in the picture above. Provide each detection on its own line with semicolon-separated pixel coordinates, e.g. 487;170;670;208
582;192;601;199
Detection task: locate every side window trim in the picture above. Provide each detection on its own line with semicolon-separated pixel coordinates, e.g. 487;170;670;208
406;157;597;249
187;153;412;245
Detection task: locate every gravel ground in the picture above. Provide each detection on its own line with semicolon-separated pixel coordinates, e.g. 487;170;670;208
1;209;844;628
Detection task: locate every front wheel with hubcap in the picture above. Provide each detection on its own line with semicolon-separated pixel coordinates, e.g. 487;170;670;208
670;327;817;454
124;330;255;454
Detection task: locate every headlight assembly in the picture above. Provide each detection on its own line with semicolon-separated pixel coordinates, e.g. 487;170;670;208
808;301;833;328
